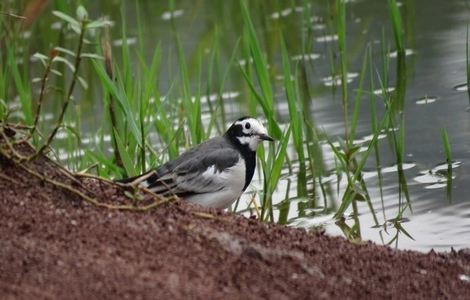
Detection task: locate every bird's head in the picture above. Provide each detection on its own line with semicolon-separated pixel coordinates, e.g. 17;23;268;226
225;116;274;151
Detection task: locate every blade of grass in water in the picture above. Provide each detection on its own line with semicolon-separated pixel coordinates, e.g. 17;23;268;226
280;35;304;163
396;115;412;212
261;124;292;222
388;0;407;112
441;128;452;164
386;0;411;213
349;47;369;144
351;48;380;227
240;0;282;139
368;45;386;221
466;23;470;106
387;0;405;52
441;127;453;201
335;0;349;142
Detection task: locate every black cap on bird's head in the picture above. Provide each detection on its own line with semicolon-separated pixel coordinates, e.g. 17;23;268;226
225;116;274;151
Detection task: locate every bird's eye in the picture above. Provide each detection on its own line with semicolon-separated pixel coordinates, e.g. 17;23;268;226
245;123;251;130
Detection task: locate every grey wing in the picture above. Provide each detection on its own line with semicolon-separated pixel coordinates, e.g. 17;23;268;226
146;147;240;196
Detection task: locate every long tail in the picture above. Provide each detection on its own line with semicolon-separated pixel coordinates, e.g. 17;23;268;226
115;170;157;184
115;170;179;198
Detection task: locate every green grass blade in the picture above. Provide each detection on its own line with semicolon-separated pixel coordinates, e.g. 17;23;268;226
441;128;452;163
280;34;304;161
350;48;369;142
9;48;32;125
262;125;292;221
466;23;470;105
336;0;349;141
92;60;142;147
113;128;137;176
387;0;404;52
240;0;282;139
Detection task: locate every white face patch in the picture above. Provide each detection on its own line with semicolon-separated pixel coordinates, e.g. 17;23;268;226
235;118;268;136
236;135;260;151
234;118;269;151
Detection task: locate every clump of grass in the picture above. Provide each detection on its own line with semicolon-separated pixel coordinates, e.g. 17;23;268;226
239;0;282;221
0;7;110;163
323;0;385;238
0;6;171;210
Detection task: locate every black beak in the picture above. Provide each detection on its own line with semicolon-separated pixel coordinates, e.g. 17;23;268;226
258;133;274;142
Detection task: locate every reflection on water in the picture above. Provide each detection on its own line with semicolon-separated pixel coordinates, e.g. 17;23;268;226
413;161;461;189
453;83;468;92
388;49;415;58
415;95;438;105
17;0;470;252
291;53;321;61
321;72;359;87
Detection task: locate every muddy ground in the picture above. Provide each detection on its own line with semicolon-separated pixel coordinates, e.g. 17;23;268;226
1;141;470;299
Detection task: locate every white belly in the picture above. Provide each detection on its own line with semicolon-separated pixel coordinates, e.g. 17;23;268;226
184;159;246;209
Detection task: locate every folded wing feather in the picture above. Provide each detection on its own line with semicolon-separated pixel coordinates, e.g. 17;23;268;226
145;147;240;197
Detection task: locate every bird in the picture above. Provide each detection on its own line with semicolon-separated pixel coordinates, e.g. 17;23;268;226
118;116;274;208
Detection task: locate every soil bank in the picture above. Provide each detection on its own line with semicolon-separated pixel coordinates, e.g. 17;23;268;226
1;142;470;299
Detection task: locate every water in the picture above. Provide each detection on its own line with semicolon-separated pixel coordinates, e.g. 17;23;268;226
16;0;470;252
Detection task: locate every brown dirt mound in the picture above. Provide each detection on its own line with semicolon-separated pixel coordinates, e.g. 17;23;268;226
1;140;470;299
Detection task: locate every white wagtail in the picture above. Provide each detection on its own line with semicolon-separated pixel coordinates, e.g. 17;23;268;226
119;116;274;208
